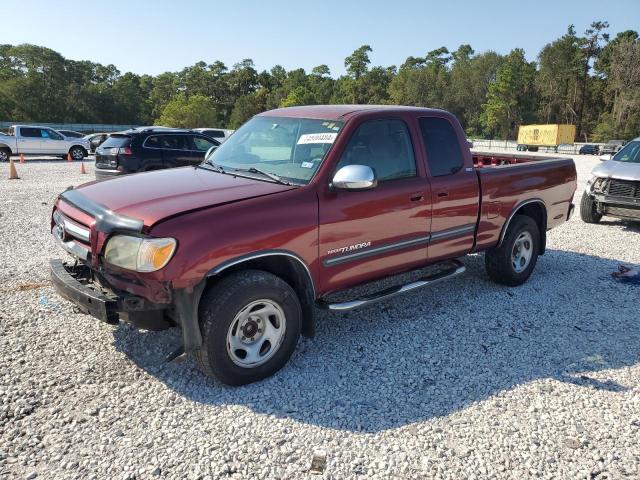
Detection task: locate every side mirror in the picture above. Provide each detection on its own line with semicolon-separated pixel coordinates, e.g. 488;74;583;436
599;154;612;162
204;145;218;161
332;165;377;191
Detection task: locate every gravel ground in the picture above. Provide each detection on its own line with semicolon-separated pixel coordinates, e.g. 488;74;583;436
1;155;639;480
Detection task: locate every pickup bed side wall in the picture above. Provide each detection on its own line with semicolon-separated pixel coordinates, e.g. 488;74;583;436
475;158;577;251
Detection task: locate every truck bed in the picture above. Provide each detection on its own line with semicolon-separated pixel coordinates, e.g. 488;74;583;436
472;151;568;168
471;152;577;251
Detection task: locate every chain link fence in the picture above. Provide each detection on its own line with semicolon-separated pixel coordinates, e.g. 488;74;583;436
470;139;606;154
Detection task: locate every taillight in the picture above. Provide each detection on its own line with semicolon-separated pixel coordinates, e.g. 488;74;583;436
119;147;132;155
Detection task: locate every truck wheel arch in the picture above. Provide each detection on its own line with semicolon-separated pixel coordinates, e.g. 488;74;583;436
0;144;13;157
205;250;316;338
499;199;547;255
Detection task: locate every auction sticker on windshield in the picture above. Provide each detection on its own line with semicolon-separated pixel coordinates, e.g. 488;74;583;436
297;133;337;144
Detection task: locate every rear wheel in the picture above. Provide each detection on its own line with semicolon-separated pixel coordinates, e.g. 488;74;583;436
195;270;302;386
0;148;10;162
485;215;540;287
580;191;602;224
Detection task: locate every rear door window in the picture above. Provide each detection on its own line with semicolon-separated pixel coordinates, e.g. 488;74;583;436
20;127;42;138
419;117;464;176
159;135;189;150
144;135;161;148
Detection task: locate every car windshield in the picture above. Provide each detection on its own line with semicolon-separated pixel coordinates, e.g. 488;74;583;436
612;141;640;164
207;116;344;184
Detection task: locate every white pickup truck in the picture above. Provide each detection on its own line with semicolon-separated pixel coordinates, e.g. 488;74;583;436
0;125;90;162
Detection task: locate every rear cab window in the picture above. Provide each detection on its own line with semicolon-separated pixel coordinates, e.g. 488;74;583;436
419;117;464;176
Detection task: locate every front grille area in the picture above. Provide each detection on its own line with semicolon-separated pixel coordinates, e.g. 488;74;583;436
607;179;640;199
604;206;640;220
53;210;91;246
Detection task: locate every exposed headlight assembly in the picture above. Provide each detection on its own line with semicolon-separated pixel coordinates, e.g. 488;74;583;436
586;174;605;193
104;235;176;272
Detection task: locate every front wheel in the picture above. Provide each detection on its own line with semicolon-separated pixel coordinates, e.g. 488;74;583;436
485;215;540;287
580;191;602;224
69;146;85;160
195;270;302;386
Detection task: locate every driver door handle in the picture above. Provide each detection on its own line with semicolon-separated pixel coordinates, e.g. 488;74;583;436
410;193;424;202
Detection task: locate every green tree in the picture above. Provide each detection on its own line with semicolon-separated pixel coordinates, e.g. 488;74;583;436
157;93;217;128
482;49;537;139
536;26;582;125
344;45;372;80
576;21;610;137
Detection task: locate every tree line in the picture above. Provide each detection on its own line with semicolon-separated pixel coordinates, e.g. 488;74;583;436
0;21;638;141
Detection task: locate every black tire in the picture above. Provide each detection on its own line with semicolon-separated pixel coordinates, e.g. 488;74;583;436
0;148;10;162
485;215;540;287
69;146;85;160
195;270;302;386
580;191;602;224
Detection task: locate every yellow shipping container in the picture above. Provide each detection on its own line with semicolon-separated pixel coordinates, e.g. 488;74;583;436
517;124;576;146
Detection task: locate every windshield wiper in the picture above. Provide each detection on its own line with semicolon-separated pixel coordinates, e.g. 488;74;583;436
232;167;291;185
199;162;226;174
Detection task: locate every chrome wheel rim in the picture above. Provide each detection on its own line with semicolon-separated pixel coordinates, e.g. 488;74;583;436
226;299;286;368
512;231;533;273
71;148;84;160
0;151;7;162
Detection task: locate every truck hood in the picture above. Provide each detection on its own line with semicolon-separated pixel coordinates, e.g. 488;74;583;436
592;160;640;182
69;166;296;227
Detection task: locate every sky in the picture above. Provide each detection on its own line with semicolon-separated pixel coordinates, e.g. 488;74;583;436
3;0;639;77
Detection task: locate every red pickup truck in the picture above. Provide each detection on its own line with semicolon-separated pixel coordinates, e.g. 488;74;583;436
50;105;577;385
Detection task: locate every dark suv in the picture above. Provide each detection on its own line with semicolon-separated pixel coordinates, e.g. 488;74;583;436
94;127;220;180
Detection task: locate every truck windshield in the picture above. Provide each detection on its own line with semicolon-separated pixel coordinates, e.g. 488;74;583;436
207;116;344;185
612;141;640;164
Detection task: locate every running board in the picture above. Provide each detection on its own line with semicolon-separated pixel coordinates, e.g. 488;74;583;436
317;260;466;312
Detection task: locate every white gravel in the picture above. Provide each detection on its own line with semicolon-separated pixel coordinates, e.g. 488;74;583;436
1;155;639;479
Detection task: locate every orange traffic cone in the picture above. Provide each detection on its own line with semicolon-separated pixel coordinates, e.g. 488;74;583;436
9;158;19;179
80;162;87;174
67;153;72;162
19;153;25;164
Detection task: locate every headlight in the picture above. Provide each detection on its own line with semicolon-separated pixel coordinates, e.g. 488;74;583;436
104;235;176;272
586;175;606;193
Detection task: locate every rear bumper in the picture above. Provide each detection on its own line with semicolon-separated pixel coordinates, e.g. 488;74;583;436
95;167;121;180
50;259;171;329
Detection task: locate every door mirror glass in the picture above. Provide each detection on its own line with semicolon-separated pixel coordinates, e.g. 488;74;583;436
599;154;612;162
204;145;218;161
332;165;377;191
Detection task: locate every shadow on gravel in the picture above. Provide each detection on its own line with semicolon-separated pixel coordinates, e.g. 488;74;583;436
599;219;640;234
112;249;640;433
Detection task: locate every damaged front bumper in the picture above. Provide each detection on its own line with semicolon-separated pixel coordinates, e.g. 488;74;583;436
50;259;172;330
